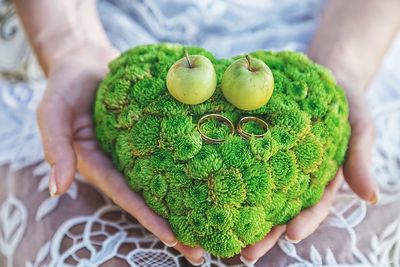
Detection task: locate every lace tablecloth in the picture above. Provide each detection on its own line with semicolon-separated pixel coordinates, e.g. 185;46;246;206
1;0;400;266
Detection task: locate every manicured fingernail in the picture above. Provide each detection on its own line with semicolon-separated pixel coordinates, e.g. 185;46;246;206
187;257;204;266
161;239;178;247
240;255;258;266
285;235;301;244
369;190;379;205
49;166;58;197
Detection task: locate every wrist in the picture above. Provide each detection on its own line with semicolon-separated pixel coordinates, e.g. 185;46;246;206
47;44;119;76
20;0;114;77
308;47;366;95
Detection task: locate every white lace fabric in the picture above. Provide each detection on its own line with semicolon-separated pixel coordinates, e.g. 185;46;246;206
1;0;400;266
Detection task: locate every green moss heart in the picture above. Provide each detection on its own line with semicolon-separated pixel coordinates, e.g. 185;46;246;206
94;43;350;257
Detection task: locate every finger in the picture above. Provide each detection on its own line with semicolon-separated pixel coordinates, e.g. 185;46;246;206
344;95;378;203
240;225;287;265
285;168;344;242
37;89;77;196
74;139;204;262
175;243;205;266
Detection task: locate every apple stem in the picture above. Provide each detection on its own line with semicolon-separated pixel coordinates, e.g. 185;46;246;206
184;50;192;68
245;55;252;71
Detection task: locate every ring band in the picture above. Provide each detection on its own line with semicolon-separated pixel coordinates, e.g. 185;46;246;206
197;114;235;144
237;116;269;139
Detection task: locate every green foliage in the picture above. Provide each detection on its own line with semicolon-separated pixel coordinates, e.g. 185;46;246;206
242;161;273;206
198;118;232;140
169;215;198;246
294;134;323;173
200;230;242;258
249;133;278;161
116;102;142;129
209;169;246;207
143;190;169;218
150;174;168;198
144;94;188;116
207;206;235;230
271;109;311;137
220;136;252;169
234;207;270;244
132;77;166;107
241;120;266;135
186;145;223;179
130;116;160;156
115;132;134;170
165;188;190;215
171;132;202;161
94;44;350;257
270;151;297;189
271;126;297;150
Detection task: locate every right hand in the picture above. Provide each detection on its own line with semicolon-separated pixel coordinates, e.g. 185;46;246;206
37;45;205;266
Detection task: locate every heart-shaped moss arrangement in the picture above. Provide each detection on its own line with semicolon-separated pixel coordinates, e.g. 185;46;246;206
94;44;350;257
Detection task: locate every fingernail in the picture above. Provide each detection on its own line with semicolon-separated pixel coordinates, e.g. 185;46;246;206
187;257;205;266
240;255;258;266
49;166;58;197
161;239;178;247
369;190;379;205
285;235;301;244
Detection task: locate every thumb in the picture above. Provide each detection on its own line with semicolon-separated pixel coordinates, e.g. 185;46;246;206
37;91;77;196
343;95;378;204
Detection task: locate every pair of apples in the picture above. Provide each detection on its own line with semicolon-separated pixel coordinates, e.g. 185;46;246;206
166;51;275;111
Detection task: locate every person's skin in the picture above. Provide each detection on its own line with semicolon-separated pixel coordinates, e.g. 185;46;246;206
12;0;400;265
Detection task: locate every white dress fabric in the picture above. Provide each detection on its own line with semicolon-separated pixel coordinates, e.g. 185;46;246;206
0;0;400;266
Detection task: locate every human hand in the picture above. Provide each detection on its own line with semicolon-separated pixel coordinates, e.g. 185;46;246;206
37;45;205;265
239;88;378;265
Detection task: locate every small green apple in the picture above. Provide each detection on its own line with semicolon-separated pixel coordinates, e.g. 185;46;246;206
221;55;274;110
167;51;217;105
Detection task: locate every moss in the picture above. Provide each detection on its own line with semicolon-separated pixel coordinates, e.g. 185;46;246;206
94;44;350;258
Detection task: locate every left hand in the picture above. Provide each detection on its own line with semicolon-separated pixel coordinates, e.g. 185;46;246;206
239;88;377;265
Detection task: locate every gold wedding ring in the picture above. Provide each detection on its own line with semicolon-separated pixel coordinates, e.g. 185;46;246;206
237;116;269;139
197;114;235;144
